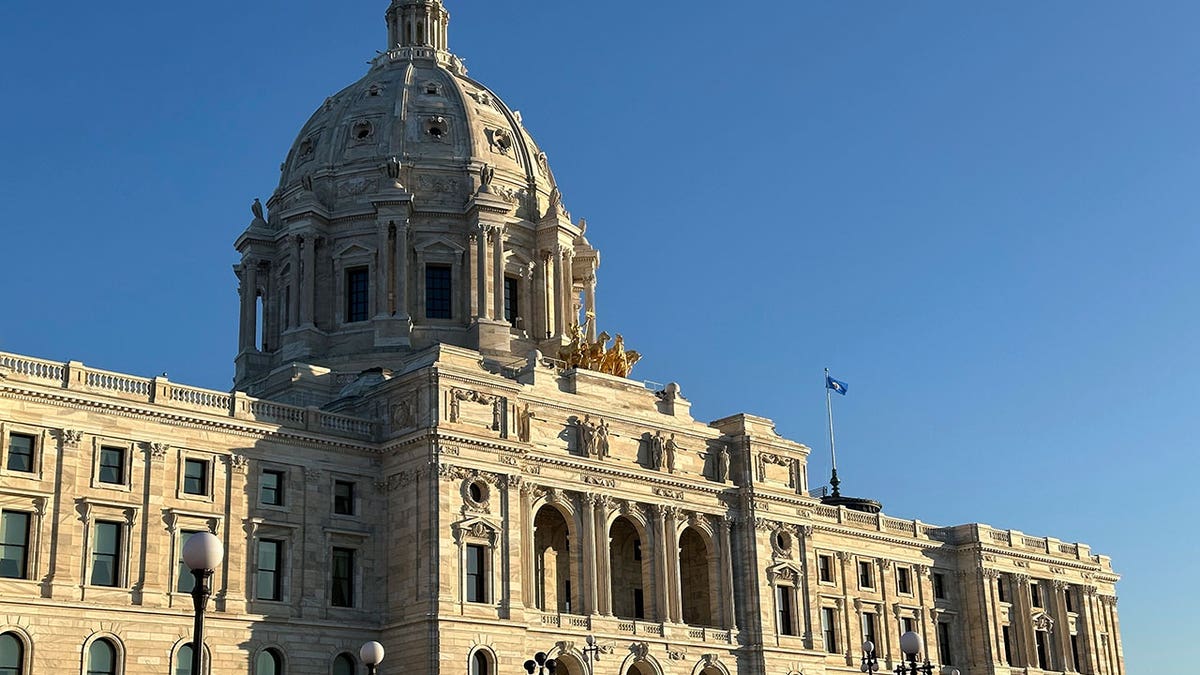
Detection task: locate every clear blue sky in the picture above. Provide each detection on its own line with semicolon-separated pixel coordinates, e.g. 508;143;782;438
2;1;1195;669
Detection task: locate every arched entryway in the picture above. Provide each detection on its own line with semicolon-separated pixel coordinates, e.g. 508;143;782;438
610;516;651;620
679;526;714;626
625;662;656;675
533;505;578;613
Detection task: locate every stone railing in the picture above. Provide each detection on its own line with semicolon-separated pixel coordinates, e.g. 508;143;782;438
615;620;665;637
0;351;377;442
685;627;733;644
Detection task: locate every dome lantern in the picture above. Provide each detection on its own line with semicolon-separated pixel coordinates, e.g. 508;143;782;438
386;0;451;54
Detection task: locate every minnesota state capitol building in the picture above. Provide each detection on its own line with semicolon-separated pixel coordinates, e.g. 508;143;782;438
0;2;1124;675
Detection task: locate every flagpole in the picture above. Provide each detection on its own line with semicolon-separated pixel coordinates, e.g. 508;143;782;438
825;367;840;498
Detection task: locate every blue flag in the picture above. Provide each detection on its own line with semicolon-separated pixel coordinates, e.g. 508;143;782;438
826;375;848;395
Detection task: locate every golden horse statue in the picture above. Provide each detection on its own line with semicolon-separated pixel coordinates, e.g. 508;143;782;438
557;323;640;378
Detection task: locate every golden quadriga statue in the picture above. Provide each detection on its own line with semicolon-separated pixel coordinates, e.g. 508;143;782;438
557;318;641;378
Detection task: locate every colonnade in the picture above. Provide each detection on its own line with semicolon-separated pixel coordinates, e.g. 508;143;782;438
517;487;736;629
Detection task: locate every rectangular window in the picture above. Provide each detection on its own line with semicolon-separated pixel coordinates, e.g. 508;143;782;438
334;481;355;515
177;530;202;593
858;560;874;589
1002;626;1014;664
633;540;642;561
1064;586;1076;613
425;264;452;319
997;575;1009;603
933;572;947;600
466;543;487;603
503;276;519;324
1035;631;1051;670
1030;581;1043;608
937;621;953;665
345;267;369;323
6;433;35;472
91;521;122;587
183;459;209;496
633;588;645;619
257;539;283;601
331;547;355;607
821;607;838;654
776;586;795;636
260;470;284;506
902;617;917;635
0;511;31;579
896;566;912;595
862;612;877;647
1070;634;1082;671
98;446;125;485
818;555;834;583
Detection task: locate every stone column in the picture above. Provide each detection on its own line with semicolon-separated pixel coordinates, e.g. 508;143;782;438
520;483;535;608
467;233;479;318
652;505;670;621
1014;575;1037;668
665;507;682;623
584;273;597;340
551;248;565;337
581;494;598;615
395;219;410;319
1080;586;1102;675
596;497;613;615
981;569;1005;665
1052;581;1073;670
238;260;259;352
721;517;739;630
534;251;549;339
492;225;506;322
522;262;535;335
561;248;575;328
376;223;390;317
300;235;317;327
1103;595;1124;675
475;225;489;319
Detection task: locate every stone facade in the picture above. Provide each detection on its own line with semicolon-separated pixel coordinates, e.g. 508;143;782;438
0;2;1124;675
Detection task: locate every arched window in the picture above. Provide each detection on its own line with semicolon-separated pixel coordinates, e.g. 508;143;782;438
175;645;193;675
87;639;117;675
0;633;24;675
256;649;283;675
332;653;356;675
469;651;490;675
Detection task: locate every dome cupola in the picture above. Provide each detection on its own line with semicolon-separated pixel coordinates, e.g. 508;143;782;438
233;0;601;403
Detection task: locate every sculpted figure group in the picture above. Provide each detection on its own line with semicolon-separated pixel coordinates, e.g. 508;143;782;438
575;415;611;459
557;318;642;378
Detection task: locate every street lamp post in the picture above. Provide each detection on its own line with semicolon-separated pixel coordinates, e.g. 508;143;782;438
181;532;224;675
360;641;385;675
582;635;600;675
870;631;958;675
524;651;557;675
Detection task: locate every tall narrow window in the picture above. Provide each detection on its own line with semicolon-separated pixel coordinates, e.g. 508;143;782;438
176;645;194;675
261;470;284;506
821;607;838;653
1064;586;1076;613
87;639;117;675
257;539;283;601
0;512;30;579
633;588;645;619
902;617;917;635
257;649;282;675
177;530;202;593
334;481;355;515
858;560;874;589
345;268;369;323
1035;630;1051;670
503;276;519;323
937;621;953;665
332;654;355;675
1002;626;1014;664
1070;634;1082;671
776;586;795;636
0;632;23;675
331;547;355;607
862;612;877;647
466;544;487;603
98;446;125;485
896;566;912;594
91;521;122;587
933;572;947;600
997;575;1009;603
425;264;452;319
1030;581;1043;608
818;555;833;583
470;651;490;675
183;459;209;496
5;434;34;473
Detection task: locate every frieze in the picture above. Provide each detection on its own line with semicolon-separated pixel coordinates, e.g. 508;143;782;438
448;388;503;432
148;442;170;461
336;177;379;198
582;473;616;489
58;429;84;447
653;487;684;501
